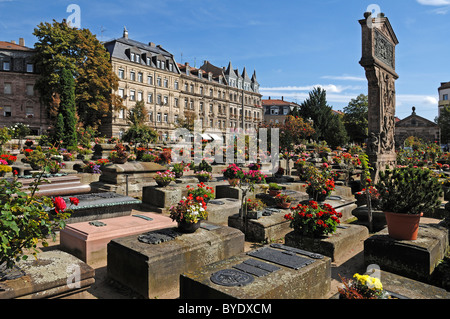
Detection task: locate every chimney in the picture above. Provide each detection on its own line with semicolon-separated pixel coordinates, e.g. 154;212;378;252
149;42;155;47
123;26;128;39
19;38;25;46
11;40;16;44
281;96;284;101
268;96;271;100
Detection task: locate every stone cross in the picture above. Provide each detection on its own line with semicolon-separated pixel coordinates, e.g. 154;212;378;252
359;11;399;180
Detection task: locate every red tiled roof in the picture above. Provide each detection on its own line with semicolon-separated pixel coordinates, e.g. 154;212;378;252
0;41;32;51
262;99;291;106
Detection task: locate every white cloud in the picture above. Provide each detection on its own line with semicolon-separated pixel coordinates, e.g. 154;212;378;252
321;75;366;82
417;0;450;6
261;84;360;94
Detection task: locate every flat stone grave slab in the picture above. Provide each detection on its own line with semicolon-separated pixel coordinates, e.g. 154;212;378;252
0;250;95;299
207;198;241;225
17;174;91;197
60;212;173;265
62;192;141;224
284;224;369;263
364;222;449;282
107;224;244;298
142;185;182;209
228;195;357;243
179;243;331;299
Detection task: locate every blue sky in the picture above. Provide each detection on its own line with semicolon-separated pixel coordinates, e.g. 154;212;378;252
1;0;449;121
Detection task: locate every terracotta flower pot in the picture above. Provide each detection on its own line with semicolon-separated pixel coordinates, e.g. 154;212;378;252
269;189;281;197
277;202;291;209
384;212;423;240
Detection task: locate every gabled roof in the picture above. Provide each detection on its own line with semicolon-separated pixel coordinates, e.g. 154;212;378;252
396;108;438;128
0;41;33;51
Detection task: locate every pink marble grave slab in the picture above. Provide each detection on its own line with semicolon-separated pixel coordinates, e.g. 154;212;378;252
60;212;174;265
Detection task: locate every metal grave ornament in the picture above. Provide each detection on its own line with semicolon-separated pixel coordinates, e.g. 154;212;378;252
232;259;280;277
89;221;107;227
138;228;180;245
247;247;316;270
270;243;324;259
132;214;153;221
210;269;254;287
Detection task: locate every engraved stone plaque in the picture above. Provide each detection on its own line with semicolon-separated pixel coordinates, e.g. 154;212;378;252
210;269;254;287
138;228;180;245
247;247;316;270
374;29;394;69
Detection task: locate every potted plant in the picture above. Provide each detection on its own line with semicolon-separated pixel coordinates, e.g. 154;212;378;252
274;166;284;178
24;149;47;170
186;183;215;203
0;154;17;165
243;198;266;219
81;161;102;174
275;193;293;209
222;163;244;186
153;170;176;187
195;170;212;182
268;183;282;196
284;200;342;237
376;165;442;240
169;194;208;233
338;273;389;299
47;160;65;174
0;159;12;177
172;163;187;178
245;169;267;184
303;164;335;202
293;158;311;181
108;143;129;164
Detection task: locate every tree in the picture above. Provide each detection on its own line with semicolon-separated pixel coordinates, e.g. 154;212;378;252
57;68;78;147
175;110;198;132
33;20;122;128
343;94;369;144
298;87;348;147
437;105;450;145
122;101;158;148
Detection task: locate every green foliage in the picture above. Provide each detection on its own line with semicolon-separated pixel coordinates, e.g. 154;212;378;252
0;127;11;148
437;105;450;145
32;20;122;128
376;166;442;215
0;171;73;269
269;183;282;190
57;68;78;147
343;94;369;143
54;113;65;144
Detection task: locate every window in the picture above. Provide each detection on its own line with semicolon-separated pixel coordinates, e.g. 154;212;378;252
157;60;161;68
200;87;203;95
174;81;179;90
3;61;10;71
164;113;168;123
157;77;162;86
161;61;165;70
26;84;34;96
138;72;143;83
164;78;168;88
147;75;153;85
157;112;161;122
147;93;153;103
157;94;162;105
184;83;188;91
136;55;140;63
190;84;194;93
200;102;204;111
3;106;11;117
163;96;168;105
147;57;151;66
129;90;135;101
118;69;124;79
118;88;124;98
444;94;449;101
184;98;188;108
148;111;153;122
118;109;124;119
174;98;179;108
174;114;179;123
26;107;34;117
189;100;193;109
283;108;289;115
209;89;213;97
130;53;135;62
130;71;135;81
209;104;213;113
26;64;34;73
137;91;143;102
169;63;173;72
4;83;11;94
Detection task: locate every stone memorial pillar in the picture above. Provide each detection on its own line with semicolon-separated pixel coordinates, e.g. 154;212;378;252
359;12;399;180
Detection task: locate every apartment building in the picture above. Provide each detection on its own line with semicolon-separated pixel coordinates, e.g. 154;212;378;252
0;39;49;134
103;28;263;141
438;81;450;116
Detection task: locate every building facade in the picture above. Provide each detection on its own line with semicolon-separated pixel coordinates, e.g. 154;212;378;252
0;39;49;135
395;107;439;147
102;29;263;141
262;97;299;124
438;81;450;116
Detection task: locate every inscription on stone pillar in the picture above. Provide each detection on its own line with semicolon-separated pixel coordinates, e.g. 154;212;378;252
359;12;399;179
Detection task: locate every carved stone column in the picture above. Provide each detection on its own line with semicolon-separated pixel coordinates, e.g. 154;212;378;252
359;12;399;180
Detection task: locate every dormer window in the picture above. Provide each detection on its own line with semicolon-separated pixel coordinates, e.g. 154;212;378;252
157;60;161;68
136;55;140;63
130;53;135;62
161;61;165;69
198;71;202;79
147;57;151;66
3;61;10;71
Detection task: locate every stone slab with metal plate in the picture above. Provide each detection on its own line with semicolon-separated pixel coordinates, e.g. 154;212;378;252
179;243;331;299
206;198;241;225
107;224;244;298
60;212;174;265
0;250;95;299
